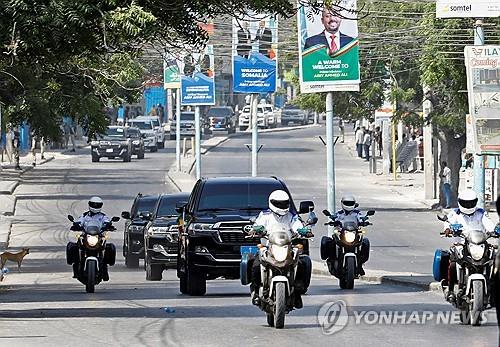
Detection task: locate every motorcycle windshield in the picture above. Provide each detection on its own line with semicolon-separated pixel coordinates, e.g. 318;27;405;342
268;227;292;246
468;230;487;244
341;215;359;231
84;220;102;235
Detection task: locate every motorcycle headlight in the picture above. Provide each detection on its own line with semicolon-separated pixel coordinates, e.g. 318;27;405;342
468;244;485;261
343;231;356;244
87;235;99;247
132;140;140;145
271;244;289;262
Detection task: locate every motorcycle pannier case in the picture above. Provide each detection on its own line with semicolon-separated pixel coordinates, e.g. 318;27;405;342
240;246;258;285
66;242;78;265
433;249;450;282
320;236;334;260
104;243;116;266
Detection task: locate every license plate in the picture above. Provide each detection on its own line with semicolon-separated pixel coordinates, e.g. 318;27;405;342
106;148;113;153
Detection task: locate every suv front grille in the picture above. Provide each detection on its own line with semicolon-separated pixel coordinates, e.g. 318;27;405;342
214;221;260;244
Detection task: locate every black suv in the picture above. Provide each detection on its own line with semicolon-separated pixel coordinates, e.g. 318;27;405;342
144;192;190;281
91;126;132;162
177;176;314;296
126;126;145;159
121;194;160;268
204;106;237;134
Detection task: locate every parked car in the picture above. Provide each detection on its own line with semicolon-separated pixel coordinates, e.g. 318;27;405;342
90;126;132;162
262;104;277;128
144;192;190;280
121;194;160;268
176;176;314;296
281;104;308;126
128;119;158;152
170;111;196;140
205;106;237;134
238;105;269;131
135;116;165;149
126;126;145;159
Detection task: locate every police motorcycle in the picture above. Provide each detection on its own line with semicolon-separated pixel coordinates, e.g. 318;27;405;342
240;208;317;329
433;214;499;325
320;209;375;289
66;215;119;293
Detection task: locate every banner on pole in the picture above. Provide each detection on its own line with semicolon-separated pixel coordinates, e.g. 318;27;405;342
297;0;360;93
464;45;500;155
180;45;215;106
164;52;181;89
232;15;278;93
436;1;500;18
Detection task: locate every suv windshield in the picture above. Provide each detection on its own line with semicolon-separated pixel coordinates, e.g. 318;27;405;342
130;121;153;130
174;113;195;121
208;108;232;117
151;119;160;127
283;104;299;110
127;128;141;138
133;198;157;217
105;127;126;138
197;182;291;212
242;106;250;113
156;196;181;217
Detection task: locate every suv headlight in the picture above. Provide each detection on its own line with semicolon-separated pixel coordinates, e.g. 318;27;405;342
147;226;170;235
129;225;144;233
187;223;214;233
91;141;99;146
132;140;140;145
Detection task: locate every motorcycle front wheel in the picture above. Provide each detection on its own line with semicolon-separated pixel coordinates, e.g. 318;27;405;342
471;281;484;326
345;257;356;290
86;260;96;293
274;282;286;329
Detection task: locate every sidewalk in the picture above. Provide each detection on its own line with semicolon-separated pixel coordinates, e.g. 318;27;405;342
0;138;88;253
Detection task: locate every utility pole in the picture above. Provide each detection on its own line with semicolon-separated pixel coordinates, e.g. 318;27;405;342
166;89;173;124
326;92;336;236
176;89;181;172
423;86;434;199
473;19;485;208
194;106;201;179
251;94;259;177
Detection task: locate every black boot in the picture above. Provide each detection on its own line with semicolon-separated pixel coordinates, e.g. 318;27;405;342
294;293;303;309
102;264;109;281
72;263;78;278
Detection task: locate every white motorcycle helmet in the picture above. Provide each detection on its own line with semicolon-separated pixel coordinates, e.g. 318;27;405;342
269;190;290;217
341;194;357;212
457;189;478;215
88;196;104;214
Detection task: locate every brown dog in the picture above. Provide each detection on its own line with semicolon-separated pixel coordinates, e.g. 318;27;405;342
0;247;30;273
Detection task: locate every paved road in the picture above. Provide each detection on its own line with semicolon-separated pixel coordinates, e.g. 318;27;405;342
201;126;451;274
0;139;497;346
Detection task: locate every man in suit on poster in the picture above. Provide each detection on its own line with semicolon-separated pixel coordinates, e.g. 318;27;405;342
303;6;354;55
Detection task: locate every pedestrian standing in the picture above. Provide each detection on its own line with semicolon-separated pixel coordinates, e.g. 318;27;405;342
441;161;452;208
363;130;371;162
339;118;345;143
63;122;76;151
418;136;424;171
5;123;13;163
30;128;45;166
12;126;21;170
355;126;364;158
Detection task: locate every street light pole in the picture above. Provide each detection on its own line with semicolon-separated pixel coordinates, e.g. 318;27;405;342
326;92;336;236
176;88;181;172
195;105;201;179
473;18;485;208
251;93;259;177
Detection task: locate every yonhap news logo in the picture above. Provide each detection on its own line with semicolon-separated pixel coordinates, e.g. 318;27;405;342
317;300;349;335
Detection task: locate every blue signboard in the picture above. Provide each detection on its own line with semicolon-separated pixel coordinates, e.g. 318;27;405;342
232;16;278;94
180;46;215;106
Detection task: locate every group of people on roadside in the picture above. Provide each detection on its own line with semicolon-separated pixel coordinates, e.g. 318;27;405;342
353;124;382;162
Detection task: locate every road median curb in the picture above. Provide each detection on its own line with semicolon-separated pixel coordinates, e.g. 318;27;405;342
0;219;12;252
312;260;440;292
0;180;19;195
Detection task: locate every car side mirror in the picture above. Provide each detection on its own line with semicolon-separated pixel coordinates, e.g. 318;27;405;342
437;214;448;222
67;215;74;222
298;201;315;214
306;211;318;226
175;202;186;214
366;210;375;216
322;209;331;217
121;211;131;219
111;216;120;222
355;203;359;208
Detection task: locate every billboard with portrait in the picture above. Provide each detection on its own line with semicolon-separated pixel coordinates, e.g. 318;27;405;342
297;0;360;93
163;52;181;89
464;46;500;155
232;15;278;93
180;45;215;105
